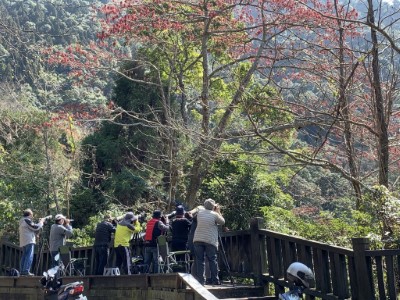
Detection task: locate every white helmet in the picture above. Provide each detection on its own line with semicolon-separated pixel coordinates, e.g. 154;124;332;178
286;262;315;288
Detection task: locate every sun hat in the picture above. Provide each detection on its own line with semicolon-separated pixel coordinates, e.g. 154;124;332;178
55;214;66;221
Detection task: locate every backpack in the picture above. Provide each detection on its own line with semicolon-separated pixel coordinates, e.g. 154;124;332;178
5;267;20;277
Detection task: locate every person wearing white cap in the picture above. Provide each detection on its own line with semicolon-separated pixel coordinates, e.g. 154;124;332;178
113;212;141;275
49;213;73;266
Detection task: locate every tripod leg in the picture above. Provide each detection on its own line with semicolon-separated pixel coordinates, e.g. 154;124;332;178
35;239;44;275
218;235;235;286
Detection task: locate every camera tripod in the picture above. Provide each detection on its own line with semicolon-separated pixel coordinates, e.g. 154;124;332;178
218;234;235;286
34;224;50;275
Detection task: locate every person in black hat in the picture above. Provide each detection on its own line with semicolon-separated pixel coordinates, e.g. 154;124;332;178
143;210;170;273
170;205;192;261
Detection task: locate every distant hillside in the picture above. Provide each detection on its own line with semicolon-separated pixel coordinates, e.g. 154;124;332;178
0;0;112;108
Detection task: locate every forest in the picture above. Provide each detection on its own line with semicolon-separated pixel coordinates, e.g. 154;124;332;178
0;0;400;249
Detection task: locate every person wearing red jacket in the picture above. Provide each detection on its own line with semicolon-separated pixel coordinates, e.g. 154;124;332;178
143;210;169;273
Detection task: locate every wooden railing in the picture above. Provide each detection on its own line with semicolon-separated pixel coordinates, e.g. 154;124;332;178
0;237;95;276
0;239;21;273
364;248;400;299
1;219;399;299
218;218;398;300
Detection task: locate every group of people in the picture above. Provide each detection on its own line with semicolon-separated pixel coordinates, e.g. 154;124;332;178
18;210;73;276
117;198;225;285
18;198;225;285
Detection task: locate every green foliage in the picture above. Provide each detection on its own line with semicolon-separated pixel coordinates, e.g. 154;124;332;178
69;205;127;246
0;0;399;257
0;197;17;241
102;168;149;205
200;154;293;230
0;0;110;106
69;63;171;225
362;185;400;248
286;166;353;212
261;206;380;248
257;171;294;209
0;104;83;241
69;188;108;228
241;82;292;125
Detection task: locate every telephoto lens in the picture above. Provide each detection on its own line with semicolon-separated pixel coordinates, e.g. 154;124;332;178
167;211;176;218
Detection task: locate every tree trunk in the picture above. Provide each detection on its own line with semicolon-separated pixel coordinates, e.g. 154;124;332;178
185;155;208;208
368;0;389;187
43;129;59;212
335;0;363;208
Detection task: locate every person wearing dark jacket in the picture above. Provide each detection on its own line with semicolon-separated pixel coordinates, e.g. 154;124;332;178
93;214;116;275
143;210;169;273
170;206;192;261
19;209;44;276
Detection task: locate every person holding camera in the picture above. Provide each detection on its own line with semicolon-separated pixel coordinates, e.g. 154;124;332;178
113;212;141;275
49;214;73;267
193;198;225;285
170;206;192;261
18;209;45;276
93;214;116;275
143;210;170;273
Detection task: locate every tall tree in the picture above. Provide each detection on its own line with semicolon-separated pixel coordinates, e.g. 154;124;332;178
0;84;83;239
50;0;400;210
56;0;316;208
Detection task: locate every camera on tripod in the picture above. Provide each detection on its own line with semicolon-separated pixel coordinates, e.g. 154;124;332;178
42;215;53;224
138;212;147;224
166;211;176;219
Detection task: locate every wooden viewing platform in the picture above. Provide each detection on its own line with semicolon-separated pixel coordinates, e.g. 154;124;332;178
1;217;400;299
0;273;273;300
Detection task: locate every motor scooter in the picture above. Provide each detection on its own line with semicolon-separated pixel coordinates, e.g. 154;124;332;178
279;262;315;300
279;285;305;300
56;281;87;300
40;254;88;300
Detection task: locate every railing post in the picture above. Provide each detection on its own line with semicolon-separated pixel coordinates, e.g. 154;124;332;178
0;238;4;275
352;238;374;300
250;217;266;286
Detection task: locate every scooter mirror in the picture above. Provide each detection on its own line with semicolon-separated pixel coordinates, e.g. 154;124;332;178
48;266;59;276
